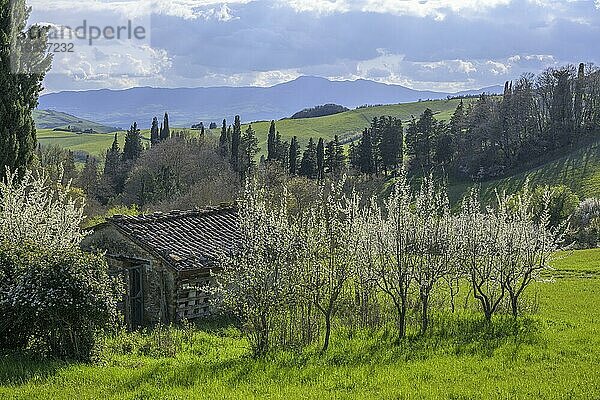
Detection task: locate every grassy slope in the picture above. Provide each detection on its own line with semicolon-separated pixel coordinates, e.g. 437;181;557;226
36;99;471;159
1;248;599;399
244;98;473;153
37;129;128;158
36;98;600;201
33;110;118;134
447;136;600;202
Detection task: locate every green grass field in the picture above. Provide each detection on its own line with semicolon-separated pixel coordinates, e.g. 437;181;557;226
244;98;476;153
33;110;118;134
35;98;473;159
1;248;599;399
35;98;600;202
445;137;600;202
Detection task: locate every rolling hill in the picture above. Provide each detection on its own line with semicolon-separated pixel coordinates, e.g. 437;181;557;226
36;98;600;202
33;110;118;134
36;98;473;159
245;98;479;151
38;76;503;129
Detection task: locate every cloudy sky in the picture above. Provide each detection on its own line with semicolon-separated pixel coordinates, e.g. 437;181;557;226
27;0;600;93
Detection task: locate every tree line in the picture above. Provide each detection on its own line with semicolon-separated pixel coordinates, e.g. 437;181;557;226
215;174;564;357
404;63;600;180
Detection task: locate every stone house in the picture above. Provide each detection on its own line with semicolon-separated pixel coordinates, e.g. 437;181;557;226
85;205;238;329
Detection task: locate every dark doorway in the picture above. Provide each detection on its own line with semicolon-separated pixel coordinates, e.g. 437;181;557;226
129;265;144;328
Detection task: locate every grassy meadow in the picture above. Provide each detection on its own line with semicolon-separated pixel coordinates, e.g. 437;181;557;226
35;98;475;159
444;136;600;202
35;98;600;202
242;98;478;152
1;248;599;400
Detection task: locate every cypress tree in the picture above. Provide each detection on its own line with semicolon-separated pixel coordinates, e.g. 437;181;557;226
219;119;229;157
239;124;259;180
406;108;436;168
288;136;299;175
358;128;375;175
160;113;170;141
299;138;318;179
379;116;403;175
63;150;77;183
316;138;325;180
349;141;360;170
325;135;346;177
325;140;335;174
267;120;277;161
449;100;465;137
123;122;143;162
104;133;124;192
434;121;454;167
78;155;99;197
333;135;346;172
227;126;233;150
231;115;241;171
550;68;574;145
0;0;52;177
274;131;287;162
370;117;382;175
150;117;160;145
574;63;585;132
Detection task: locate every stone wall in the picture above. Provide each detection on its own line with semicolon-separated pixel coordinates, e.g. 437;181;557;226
85;225;180;327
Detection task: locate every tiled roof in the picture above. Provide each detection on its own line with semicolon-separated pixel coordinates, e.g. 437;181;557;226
108;205;239;271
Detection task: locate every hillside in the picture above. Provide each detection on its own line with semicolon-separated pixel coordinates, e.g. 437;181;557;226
36;98;473;159
36;99;600;203
33;110;118;134
244;98;476;153
446;137;600;202
38;76;502;128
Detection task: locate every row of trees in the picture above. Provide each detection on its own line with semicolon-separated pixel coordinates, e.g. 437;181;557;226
407;64;600;179
215;175;564;356
349;116;404;176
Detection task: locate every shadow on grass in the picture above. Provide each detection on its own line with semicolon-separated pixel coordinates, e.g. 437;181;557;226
0;352;67;386
98;314;543;394
0;314;542;393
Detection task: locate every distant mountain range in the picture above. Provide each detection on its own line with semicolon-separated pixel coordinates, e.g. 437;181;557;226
38;76;503;129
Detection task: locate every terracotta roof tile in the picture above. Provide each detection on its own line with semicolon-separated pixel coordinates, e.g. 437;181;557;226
108;205;239;271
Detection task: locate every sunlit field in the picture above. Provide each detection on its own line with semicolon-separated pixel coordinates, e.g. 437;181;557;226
2;249;599;400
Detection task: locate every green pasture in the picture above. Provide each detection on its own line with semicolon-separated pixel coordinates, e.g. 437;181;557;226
1;248;599;399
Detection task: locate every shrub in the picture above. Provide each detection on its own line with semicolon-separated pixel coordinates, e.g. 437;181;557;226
0;170;85;249
530;185;579;227
571;198;600;248
0;242;121;360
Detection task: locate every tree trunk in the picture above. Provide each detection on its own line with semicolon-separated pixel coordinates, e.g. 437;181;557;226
510;294;519;318
484;306;493;322
322;312;332;353
420;294;429;335
397;296;407;341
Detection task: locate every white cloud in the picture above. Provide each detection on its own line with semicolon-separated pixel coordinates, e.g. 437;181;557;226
285;0;350;14
50;41;172;81
487;60;510;75
422;60;477;74
27;0;251;20
284;0;512;19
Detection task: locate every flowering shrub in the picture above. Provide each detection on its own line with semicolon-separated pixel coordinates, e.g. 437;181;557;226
0;242;121;359
0;169;121;360
0;169;85;249
571;198;600;248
